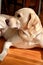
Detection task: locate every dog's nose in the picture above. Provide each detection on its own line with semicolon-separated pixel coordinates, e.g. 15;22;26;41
5;19;9;25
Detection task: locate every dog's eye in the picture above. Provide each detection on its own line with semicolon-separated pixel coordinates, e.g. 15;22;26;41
17;14;21;18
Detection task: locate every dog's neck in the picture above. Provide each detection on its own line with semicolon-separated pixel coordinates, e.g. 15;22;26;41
2;27;8;34
18;27;43;42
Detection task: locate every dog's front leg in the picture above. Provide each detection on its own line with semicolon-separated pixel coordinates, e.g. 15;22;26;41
0;41;12;61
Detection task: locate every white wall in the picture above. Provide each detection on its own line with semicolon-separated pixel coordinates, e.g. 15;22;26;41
0;0;1;13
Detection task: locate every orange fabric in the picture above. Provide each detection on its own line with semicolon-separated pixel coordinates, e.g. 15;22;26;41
0;37;43;65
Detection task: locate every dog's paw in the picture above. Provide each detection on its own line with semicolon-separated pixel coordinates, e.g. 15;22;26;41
0;54;4;61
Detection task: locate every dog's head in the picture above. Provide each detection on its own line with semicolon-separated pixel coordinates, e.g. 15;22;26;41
15;8;42;32
14;8;42;33
15;8;36;29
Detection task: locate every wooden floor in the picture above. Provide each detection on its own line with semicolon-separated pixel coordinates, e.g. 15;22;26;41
0;37;43;65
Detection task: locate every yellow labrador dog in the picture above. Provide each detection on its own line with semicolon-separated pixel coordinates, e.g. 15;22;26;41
0;8;43;61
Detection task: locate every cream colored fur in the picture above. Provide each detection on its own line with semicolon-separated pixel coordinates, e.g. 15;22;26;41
0;8;43;61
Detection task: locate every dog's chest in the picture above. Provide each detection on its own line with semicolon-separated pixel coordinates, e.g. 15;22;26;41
3;28;17;39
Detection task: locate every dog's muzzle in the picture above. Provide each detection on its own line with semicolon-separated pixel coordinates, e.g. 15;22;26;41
5;18;21;29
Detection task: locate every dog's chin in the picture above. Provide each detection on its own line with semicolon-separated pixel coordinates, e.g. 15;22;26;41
10;26;18;29
8;23;21;29
8;25;18;29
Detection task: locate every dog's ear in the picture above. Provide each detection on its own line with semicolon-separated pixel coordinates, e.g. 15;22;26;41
27;13;35;29
27;14;31;24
